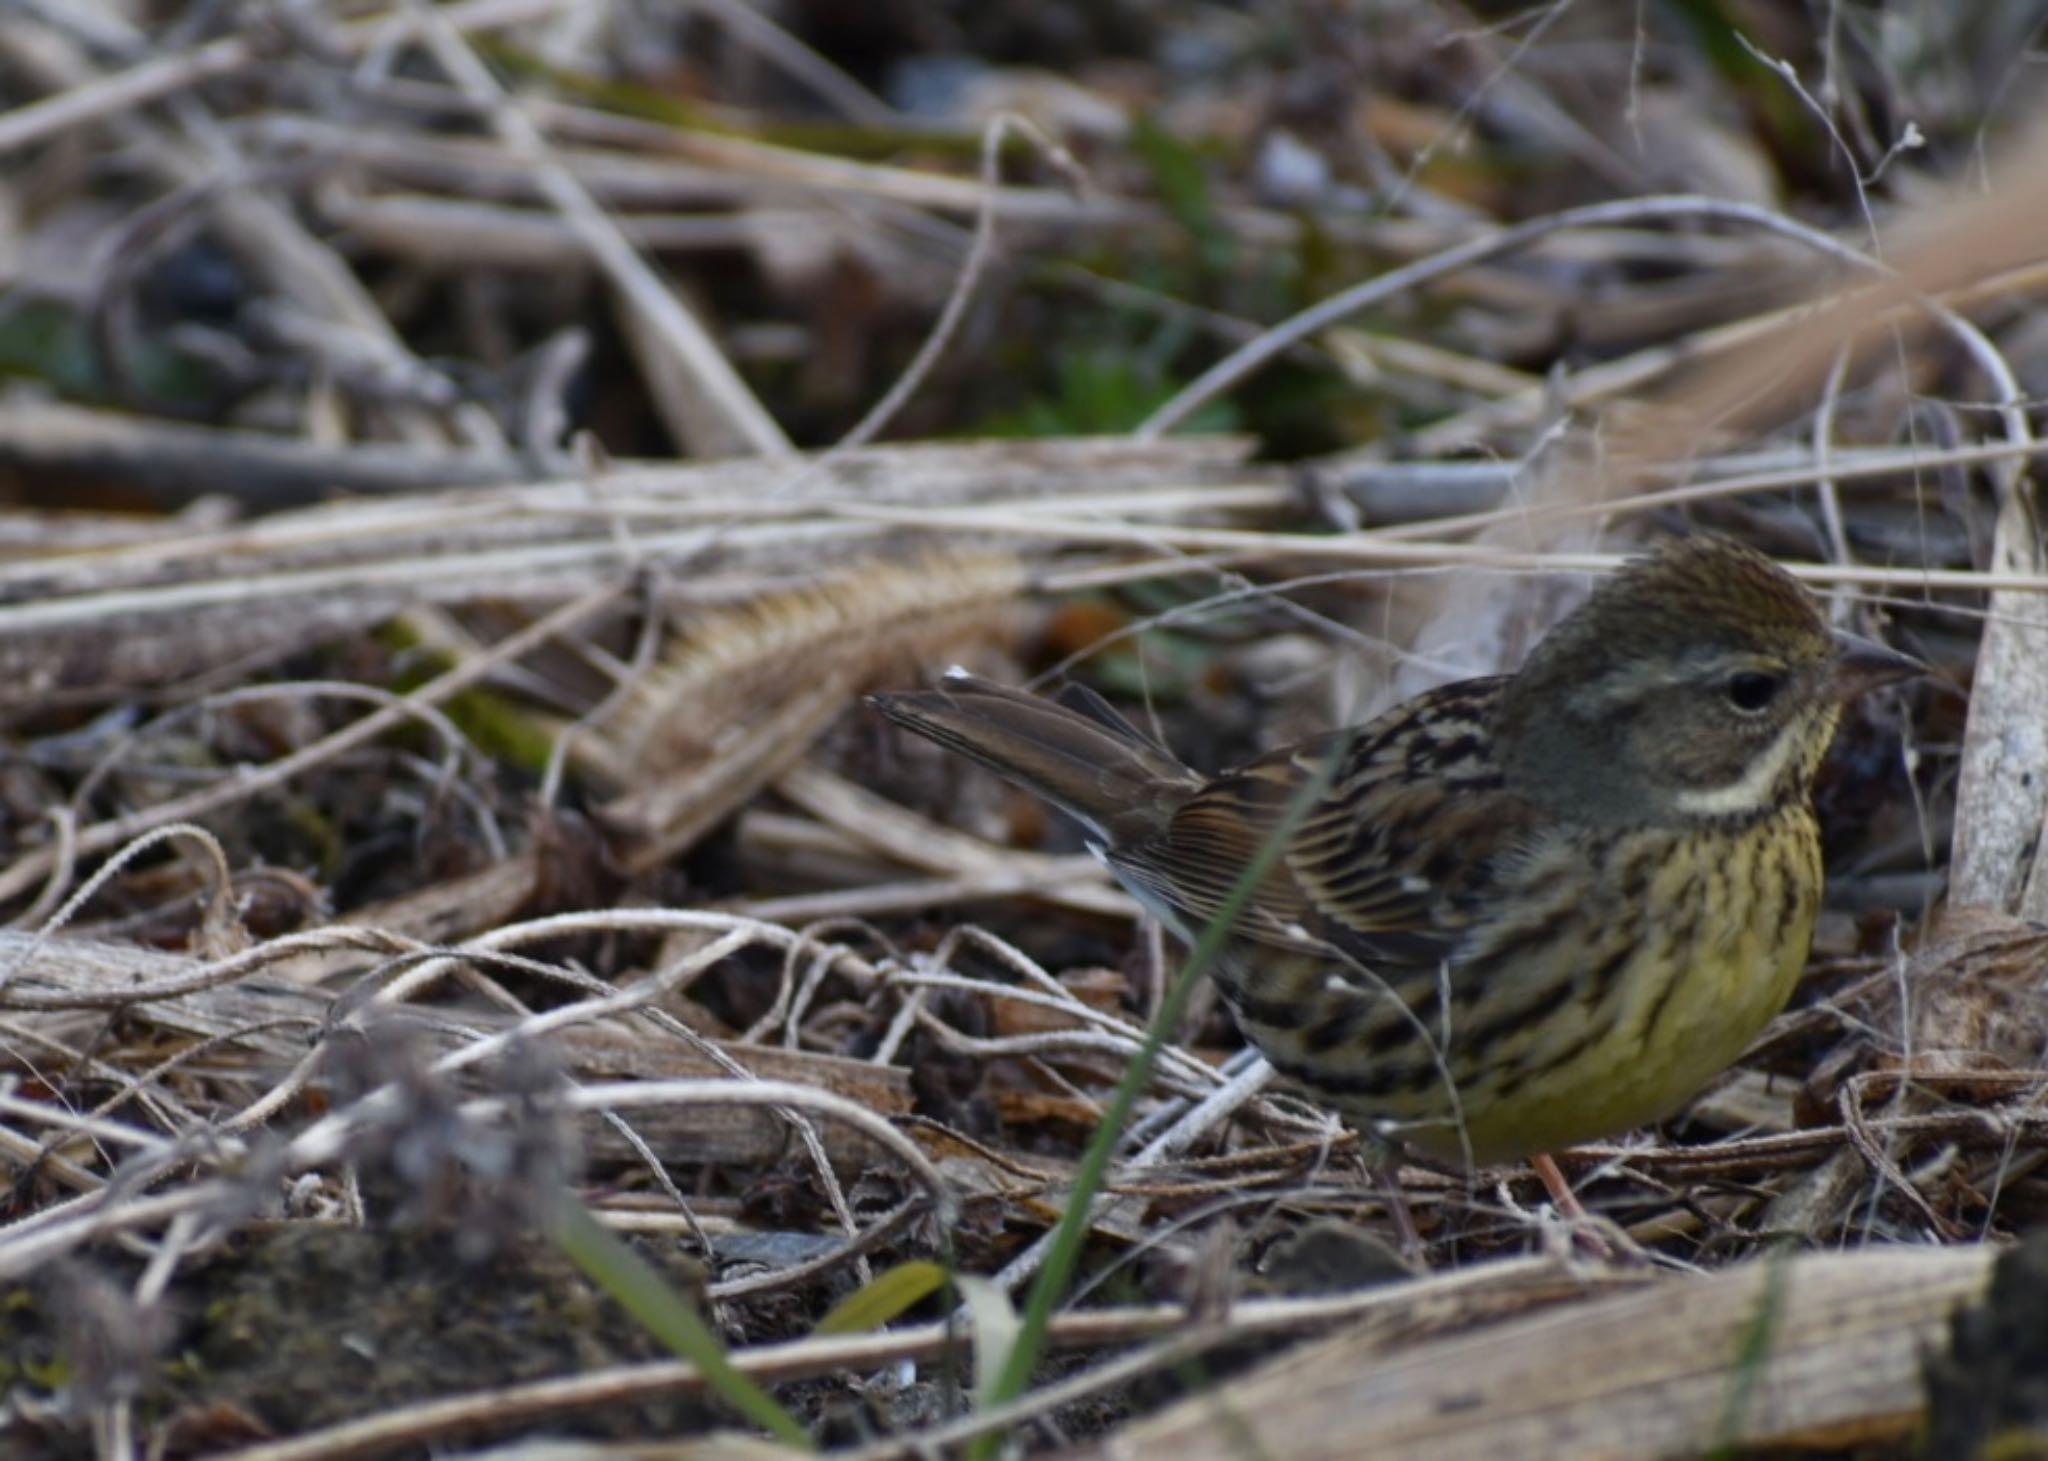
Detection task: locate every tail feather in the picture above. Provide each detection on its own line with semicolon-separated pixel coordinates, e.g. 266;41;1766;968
1050;679;1173;755
870;670;1201;847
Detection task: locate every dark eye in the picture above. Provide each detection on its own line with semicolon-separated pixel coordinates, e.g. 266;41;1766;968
1726;671;1782;712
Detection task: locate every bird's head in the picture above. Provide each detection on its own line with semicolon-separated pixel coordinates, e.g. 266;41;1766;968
1497;535;1921;825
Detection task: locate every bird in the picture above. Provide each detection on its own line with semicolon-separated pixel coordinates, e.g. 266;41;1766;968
870;534;1923;1180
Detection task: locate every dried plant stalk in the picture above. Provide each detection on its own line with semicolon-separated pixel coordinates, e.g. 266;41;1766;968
594;548;1027;867
1090;1246;1992;1461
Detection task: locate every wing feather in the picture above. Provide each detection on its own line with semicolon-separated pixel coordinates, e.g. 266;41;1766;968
1107;678;1540;970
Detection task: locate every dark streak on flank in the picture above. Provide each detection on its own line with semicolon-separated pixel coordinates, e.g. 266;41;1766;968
1229;989;1316;1031
1458;964;1578;1062
1580;939;1640;1018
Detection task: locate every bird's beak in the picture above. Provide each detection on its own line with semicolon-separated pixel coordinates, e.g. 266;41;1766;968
1828;630;1924;700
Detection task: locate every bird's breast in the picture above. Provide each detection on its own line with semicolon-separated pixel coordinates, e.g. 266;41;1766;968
1432;802;1823;1160
1225;800;1826;1166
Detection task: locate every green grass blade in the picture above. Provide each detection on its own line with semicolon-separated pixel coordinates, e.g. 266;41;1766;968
550;1195;815;1451
970;738;1347;1455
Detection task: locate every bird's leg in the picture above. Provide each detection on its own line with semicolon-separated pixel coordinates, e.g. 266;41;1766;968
1374;1164;1426;1267
1526;1152;1646;1264
1354;1128;1427;1267
1530;1152;1586;1220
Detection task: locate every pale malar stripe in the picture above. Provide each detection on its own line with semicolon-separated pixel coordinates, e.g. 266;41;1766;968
1670;720;1805;818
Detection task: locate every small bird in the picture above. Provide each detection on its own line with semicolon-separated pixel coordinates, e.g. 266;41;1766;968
872;535;1922;1172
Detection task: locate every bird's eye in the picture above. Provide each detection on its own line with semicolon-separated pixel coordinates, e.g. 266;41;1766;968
1725;671;1781;712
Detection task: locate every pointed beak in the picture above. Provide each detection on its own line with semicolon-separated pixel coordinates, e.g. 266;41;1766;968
1828;630;1924;700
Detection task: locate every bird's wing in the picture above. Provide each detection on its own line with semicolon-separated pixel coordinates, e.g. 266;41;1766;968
1108;678;1540;969
1105;753;1322;950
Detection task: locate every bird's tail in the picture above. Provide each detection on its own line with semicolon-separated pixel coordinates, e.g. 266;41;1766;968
869;669;1202;848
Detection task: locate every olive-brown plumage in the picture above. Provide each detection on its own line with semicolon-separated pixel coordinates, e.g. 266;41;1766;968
872;536;1921;1166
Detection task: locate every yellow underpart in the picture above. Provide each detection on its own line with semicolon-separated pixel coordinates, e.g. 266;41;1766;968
1391;802;1820;1166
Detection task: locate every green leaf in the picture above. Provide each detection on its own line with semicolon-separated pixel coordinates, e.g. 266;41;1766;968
813;1259;951;1335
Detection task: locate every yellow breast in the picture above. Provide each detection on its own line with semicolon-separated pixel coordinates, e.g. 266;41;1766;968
1385;805;1822;1166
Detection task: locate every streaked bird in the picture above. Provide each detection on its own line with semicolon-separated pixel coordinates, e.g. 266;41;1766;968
873;536;1921;1176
